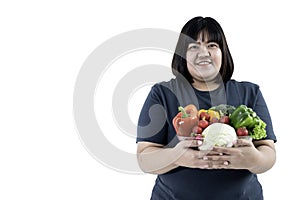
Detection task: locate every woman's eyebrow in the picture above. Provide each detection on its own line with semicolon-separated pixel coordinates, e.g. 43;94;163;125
193;40;217;44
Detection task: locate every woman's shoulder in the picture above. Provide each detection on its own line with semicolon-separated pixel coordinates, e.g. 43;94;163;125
152;78;184;93
151;78;198;107
150;79;174;93
224;80;262;107
226;79;260;90
147;79;178;100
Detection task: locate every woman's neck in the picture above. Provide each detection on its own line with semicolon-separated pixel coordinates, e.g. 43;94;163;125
192;80;221;91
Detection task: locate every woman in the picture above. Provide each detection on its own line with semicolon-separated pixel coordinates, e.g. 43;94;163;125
136;16;276;200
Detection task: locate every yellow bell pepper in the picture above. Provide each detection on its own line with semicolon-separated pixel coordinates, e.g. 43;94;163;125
197;109;207;118
207;110;220;120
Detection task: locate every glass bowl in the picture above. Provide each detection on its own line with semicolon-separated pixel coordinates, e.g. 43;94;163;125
237;136;252;141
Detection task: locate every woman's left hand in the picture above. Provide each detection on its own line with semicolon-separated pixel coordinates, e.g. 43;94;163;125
203;139;261;170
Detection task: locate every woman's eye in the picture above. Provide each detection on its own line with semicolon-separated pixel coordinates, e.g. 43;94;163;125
188;44;199;50
208;43;219;48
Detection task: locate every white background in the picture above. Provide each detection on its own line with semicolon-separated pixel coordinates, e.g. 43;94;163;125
1;0;299;199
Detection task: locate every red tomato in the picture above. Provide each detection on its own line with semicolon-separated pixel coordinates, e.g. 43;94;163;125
219;116;230;124
209;117;219;124
192;126;203;134
198;120;209;129
236;127;248;136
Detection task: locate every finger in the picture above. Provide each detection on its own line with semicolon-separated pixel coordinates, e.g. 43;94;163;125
194;159;222;169
214;160;231;169
194;156;232;169
203;160;231;169
207;150;224;156
212;146;236;155
204;155;230;161
196;160;209;169
234;138;252;147
198;149;211;159
180;139;202;148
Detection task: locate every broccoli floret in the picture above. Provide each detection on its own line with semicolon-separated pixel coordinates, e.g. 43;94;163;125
209;104;236;117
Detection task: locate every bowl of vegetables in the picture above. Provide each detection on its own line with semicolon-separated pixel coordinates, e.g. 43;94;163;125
173;104;267;149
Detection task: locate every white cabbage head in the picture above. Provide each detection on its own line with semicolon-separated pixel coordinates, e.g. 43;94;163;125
199;123;237;150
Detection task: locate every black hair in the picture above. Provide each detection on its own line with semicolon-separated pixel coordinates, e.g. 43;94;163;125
171;16;234;83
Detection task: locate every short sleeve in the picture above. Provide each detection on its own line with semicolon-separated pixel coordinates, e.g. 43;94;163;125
136;84;169;145
226;80;277;142
252;87;277;142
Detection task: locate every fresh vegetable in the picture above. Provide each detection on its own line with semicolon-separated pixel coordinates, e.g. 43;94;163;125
198;109;220;120
198;109;210;121
209;104;236;117
198;119;209;129
192;126;203;134
230;105;256;128
207;110;220;120
236;127;249;136
230;105;267;140
173;104;267;144
251;119;267;140
199;123;237;150
219;116;230;124
209;117;219;124
172;104;199;137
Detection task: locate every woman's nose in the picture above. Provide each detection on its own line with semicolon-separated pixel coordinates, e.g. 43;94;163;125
197;46;210;57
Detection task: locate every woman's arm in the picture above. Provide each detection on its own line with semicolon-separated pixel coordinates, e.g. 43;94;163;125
137;142;178;174
207;139;276;174
249;140;276;173
137;139;276;174
137;140;216;174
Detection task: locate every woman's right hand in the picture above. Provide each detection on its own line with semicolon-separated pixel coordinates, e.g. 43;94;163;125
173;140;212;169
137;140;225;174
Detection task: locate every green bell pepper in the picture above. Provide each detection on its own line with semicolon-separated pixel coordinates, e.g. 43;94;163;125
230;105;255;129
230;105;267;140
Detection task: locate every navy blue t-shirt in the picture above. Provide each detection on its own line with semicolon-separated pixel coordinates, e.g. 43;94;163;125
137;79;276;200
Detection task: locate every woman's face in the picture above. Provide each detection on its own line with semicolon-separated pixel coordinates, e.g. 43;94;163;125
186;32;222;84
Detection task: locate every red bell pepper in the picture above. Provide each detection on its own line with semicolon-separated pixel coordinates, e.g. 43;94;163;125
172;104;199;137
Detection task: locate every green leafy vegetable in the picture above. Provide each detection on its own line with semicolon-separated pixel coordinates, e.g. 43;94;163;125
230;105;267;140
251;117;267;140
209;104;236;117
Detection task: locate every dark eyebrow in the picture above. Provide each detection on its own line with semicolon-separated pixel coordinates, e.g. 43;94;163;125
207;40;218;43
190;40;218;44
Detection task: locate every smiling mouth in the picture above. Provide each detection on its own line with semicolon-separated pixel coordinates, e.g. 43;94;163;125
195;60;212;65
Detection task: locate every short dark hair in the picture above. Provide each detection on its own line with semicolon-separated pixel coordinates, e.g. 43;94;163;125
171;16;234;83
